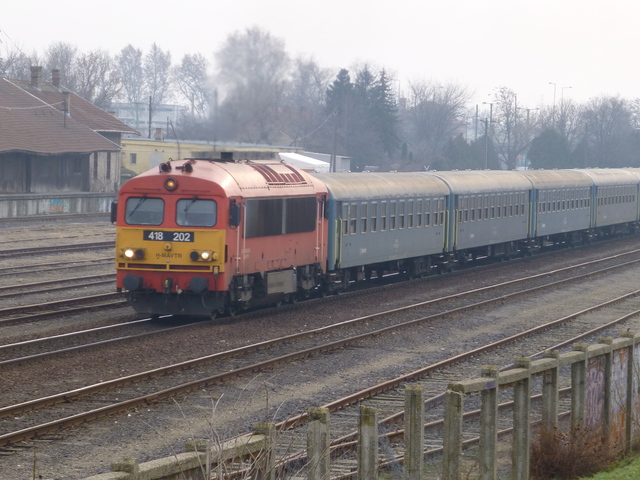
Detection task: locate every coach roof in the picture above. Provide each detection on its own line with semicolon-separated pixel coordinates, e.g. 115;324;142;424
429;170;532;195
310;171;450;201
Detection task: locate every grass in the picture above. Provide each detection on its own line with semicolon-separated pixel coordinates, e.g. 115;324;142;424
580;454;640;479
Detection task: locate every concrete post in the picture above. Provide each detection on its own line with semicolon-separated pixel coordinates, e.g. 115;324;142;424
599;337;613;448
571;343;589;433
512;358;531;480
623;331;635;453
404;385;425;480
442;389;464;480
251;423;276;480
307;407;330;480
111;458;139;479
479;365;499;480
358;405;379;480
542;350;560;430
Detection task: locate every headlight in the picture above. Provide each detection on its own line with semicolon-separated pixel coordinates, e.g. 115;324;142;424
123;248;145;260
189;250;217;262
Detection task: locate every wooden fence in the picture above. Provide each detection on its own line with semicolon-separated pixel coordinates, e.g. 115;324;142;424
84;332;640;480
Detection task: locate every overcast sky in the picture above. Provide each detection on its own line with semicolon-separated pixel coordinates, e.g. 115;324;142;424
3;0;639;109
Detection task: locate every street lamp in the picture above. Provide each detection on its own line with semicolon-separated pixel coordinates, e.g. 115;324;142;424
561;86;572;102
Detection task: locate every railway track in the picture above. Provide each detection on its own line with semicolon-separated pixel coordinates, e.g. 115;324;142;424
2;251;640;459
0;292;126;326
0;212;110;223
0;257;112;277
0;241;115;258
0;273;116;300
2;246;640;362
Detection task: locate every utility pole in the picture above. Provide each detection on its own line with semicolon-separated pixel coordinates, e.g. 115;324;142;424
148;95;153;139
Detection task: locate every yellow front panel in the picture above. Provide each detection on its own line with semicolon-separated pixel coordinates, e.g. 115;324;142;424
116;227;226;272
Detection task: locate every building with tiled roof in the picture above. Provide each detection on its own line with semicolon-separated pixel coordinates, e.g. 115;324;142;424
0;66;139;216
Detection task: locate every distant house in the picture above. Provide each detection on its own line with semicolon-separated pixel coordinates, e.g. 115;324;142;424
0;66;138;197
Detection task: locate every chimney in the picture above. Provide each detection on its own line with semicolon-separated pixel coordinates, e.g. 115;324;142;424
30;66;42;87
52;69;61;88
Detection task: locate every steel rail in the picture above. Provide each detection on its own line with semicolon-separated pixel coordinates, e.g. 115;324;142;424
1;264;640;447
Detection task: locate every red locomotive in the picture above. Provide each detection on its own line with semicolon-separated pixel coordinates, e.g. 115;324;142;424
113;156;328;318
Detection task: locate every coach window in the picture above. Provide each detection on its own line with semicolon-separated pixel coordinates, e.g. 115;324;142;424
416;199;422;227
342;204;349;235
399;200;405;229
407;200;415;228
390;201;397;230
381;202;387;231
371;202;378;232
361;203;368;233
425;200;431;226
350;204;357;234
176;198;217;227
433;200;439;226
463;197;469;222
125;196;164;226
470;197;475;221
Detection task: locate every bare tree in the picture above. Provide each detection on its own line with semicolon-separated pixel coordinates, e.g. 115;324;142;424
280;56;332;148
75;50;121;108
173;53;209;119
490;86;537;170
0;44;33;79
144;43;172;108
402;80;471;168
582;95;634;167
116;45;145;103
214;26;289;143
43;42;78;89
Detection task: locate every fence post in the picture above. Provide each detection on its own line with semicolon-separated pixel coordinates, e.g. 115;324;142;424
251;422;276;480
442;389;464;480
358;405;379;480
479;365;499;480
571;343;589;433
542;350;560;430
307;407;330;480
404;385;425;480
512;357;531;480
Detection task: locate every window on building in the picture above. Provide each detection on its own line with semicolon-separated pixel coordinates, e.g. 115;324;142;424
130;153;137;165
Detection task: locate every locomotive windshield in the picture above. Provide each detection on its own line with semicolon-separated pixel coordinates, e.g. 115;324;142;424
125;196;164;225
176;198;217;227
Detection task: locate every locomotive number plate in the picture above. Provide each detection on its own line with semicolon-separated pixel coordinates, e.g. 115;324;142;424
143;230;195;242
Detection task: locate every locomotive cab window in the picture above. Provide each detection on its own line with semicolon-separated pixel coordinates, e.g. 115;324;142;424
125;196;164;225
176;198;217;227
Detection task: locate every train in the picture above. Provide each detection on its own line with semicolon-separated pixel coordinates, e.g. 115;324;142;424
111;156;640;319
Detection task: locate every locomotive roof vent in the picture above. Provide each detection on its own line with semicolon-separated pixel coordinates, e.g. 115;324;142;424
251;164;308;185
